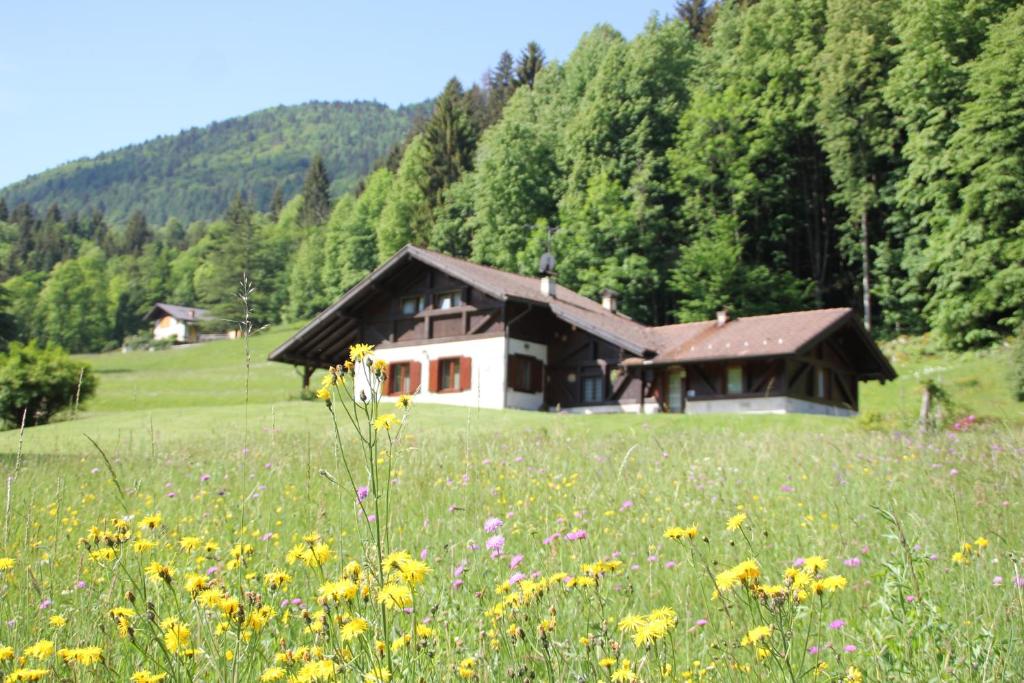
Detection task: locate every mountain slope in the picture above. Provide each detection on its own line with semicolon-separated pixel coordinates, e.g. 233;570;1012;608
0;100;430;225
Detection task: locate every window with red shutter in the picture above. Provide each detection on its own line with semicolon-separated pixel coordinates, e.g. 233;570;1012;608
428;359;440;392
459;356;472;391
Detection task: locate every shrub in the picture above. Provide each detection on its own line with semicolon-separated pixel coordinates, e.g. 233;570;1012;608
0;341;97;429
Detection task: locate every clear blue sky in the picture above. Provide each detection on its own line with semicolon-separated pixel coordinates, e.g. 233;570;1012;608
0;1;671;188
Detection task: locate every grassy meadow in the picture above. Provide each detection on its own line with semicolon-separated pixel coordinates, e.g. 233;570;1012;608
0;329;1021;682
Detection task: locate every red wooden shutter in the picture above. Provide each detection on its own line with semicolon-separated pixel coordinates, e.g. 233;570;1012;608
409;361;421;394
428;359;440;393
507;355;518;391
460;355;472;391
530;358;543;393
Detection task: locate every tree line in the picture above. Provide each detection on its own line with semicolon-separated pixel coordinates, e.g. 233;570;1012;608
2;0;1022;354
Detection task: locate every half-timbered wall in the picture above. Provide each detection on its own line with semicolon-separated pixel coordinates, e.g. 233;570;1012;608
350;264;506;348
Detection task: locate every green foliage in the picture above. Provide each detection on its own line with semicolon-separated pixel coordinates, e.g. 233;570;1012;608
0;101;428;225
299;155;333;228
671;217;811;321
924;5;1024;347
37;247;112;352
0;341;96;428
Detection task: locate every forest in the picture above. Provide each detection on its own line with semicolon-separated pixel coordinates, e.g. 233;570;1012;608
0;101;428;225
0;0;1022;354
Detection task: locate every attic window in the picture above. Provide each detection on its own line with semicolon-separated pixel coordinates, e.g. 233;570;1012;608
434;290;463;309
401;295;426;316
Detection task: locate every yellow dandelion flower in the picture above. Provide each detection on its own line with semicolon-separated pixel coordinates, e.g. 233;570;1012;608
803;556;828;574
974;536;989;549
373;413;398;431
315;387;331;401
138;514;162;530
349;343;374;361
56;647;102;666
726;512;747;531
178;536;201;552
618;614;646;633
0;557;14;572
318;578;358;603
23;640;55;660
47;616;66;628
264;570;292;590
161;619;190;654
0;645;14;661
458;656;476;678
844;666;863;683
130;671;168;683
143;561;174;584
377;583;413;610
396;394;413;409
260;668;286;682
340;617;369;641
741;625;772;646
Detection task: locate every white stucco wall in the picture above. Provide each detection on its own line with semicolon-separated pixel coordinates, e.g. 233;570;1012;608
505;338;547;410
685;396;855;417
356;336;509;409
153;317;187;342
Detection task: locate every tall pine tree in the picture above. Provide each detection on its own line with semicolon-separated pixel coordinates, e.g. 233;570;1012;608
299;155;332;227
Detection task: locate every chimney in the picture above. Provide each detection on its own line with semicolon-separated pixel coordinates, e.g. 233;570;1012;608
601;288;619;313
540;275;556;298
715;308;731;327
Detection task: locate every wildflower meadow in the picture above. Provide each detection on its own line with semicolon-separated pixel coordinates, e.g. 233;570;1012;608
0;339;1021;682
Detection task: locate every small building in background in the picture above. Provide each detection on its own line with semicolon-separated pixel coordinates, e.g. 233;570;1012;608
144;303;213;343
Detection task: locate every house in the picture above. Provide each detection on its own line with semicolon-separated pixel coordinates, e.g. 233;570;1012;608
144;303;213;343
268;245;896;415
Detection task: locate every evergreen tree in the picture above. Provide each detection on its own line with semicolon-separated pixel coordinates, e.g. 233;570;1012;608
515;42;546;89
0;197;8;222
122;210;149;255
269;184;285;222
421;78;479;208
675;0;716;41
0;283;15;349
377;135;433;259
299;155;332;227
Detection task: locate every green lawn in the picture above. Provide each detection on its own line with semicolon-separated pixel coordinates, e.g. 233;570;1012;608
0;334;1021;681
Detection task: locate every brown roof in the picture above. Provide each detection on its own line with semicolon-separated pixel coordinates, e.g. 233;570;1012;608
144;303;213;322
269;245;895;380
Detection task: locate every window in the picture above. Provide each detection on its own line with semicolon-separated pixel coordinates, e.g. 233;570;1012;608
434;290;463;309
815;367;829;400
582;375;604;403
439;358;461;391
400;295;426;316
726;365;744;395
509;355;542;393
389;363;411;395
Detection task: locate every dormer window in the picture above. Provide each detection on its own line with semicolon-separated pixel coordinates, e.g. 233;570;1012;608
401;295;426;316
434;290;463;309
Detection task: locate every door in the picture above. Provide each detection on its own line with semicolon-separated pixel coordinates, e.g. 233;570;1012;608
668;370;684;412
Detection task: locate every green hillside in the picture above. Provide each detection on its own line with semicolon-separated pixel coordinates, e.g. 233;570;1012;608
0;100;429;224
